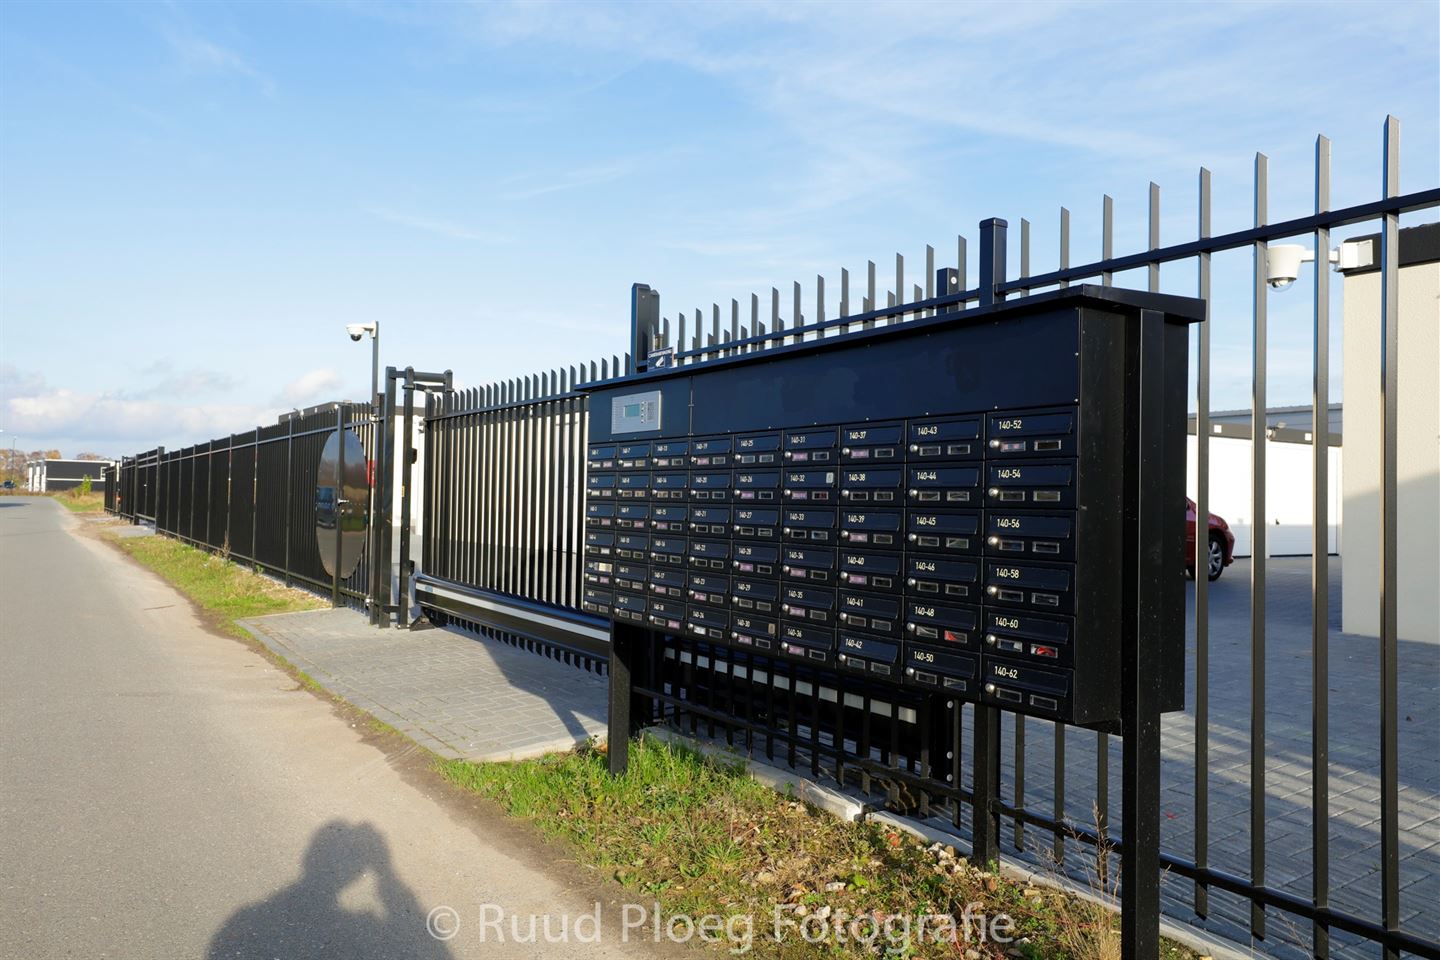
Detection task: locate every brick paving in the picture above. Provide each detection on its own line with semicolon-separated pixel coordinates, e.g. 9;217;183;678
239;610;607;761
980;557;1440;959
239;557;1437;959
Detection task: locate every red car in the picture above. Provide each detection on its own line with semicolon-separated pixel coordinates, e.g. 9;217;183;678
1186;497;1235;581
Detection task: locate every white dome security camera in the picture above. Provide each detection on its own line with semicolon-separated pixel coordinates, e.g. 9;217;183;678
345;322;373;341
1266;244;1313;291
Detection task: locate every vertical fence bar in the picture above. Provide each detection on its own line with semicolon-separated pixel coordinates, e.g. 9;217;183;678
1378;114;1401;960
1148;182;1161;292
1101;195;1114;287
864;261;875;327
1250;151;1269;940
1194;165;1212;919
1019;218;1030;297
1059;208;1070;290
1309;134;1333;960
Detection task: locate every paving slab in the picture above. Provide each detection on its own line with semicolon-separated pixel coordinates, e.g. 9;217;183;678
240;609;608;762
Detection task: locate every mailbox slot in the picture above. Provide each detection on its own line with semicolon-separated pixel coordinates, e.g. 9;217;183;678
906;464;981;504
783;468;837;502
649;566;685;598
778;621;834;664
586;445;616;470
837;591;902;638
686;603;728;640
615;502;649;530
650;472;688;500
617;442;651;470
733;470;781;501
986;407;1077;458
841;422;904;464
733;507;780;540
583;559;613;586
784;508;837;543
687;571;730;606
839;467;902;503
614;562;647;593
730;577;779;613
985;461;1076;508
688;505;731;536
908;417;983;460
905;600;980;646
586;502;615;526
647;535;684;566
985;510;1075;560
689;436;732;467
837;551;901;591
985;610;1073;666
733;432;782;465
904;644;979;691
616;472;649;499
983;559;1074;613
782;545;836;583
613;591;647;624
982;656;1071;717
650;439;689;468
647;597;685;631
839;508;903;548
581;586;613;615
783;427;838;463
649;504;687;532
732;542;780;576
584;530;614;558
688;471;732;501
905;556;980;599
688;539;731;570
905;511;981;554
837;633;900;676
730;613;777;650
615;532;650;561
781;584;836;625
587;473;616;498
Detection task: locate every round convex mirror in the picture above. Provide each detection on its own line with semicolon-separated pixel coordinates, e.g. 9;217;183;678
316;428;369;579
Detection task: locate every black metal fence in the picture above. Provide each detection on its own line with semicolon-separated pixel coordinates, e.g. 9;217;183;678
414;117;1439;960
109;403;376;608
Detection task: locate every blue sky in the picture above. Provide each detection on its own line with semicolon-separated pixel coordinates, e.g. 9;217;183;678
1;0;1436;457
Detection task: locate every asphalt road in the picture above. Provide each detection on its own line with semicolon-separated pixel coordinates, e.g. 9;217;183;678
0;500;675;960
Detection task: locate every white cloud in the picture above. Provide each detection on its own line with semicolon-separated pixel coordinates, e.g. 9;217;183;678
368;207;507;243
160;17;275;95
278;368;344;406
5;386;275;448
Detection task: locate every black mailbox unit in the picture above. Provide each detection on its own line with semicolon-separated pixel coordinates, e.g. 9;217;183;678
583;286;1199;731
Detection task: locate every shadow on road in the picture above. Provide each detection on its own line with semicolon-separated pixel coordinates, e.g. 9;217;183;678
207;819;453;960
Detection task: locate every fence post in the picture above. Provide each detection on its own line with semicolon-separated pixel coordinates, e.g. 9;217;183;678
978;218;1007;307
377;367;399;628
607;622;644;775
333;405;344;607
630;283;659;374
251;429;260;561
397;374;417;627
283;416;294;587
1118;310;1169;959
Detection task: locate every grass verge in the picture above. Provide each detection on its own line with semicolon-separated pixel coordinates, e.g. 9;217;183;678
112;533;325;635
54;490;106;513
438;737;1199;960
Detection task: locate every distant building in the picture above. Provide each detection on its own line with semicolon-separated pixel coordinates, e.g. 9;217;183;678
25;459;112;493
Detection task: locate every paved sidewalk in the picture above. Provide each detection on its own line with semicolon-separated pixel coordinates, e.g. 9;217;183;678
240;609;608;761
